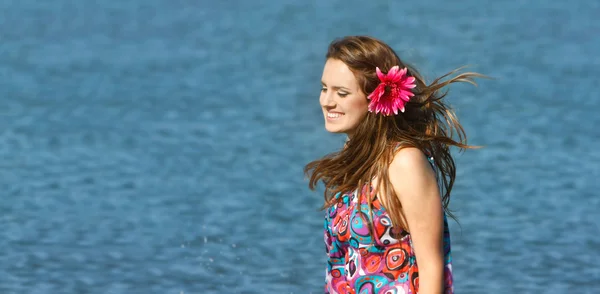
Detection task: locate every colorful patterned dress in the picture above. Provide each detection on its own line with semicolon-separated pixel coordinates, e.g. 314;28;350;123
323;177;453;293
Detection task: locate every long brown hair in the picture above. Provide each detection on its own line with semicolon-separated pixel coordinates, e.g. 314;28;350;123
304;36;486;230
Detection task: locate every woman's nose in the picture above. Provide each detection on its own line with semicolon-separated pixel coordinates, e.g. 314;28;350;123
321;92;335;107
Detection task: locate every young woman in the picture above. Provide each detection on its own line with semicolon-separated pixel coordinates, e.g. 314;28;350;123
305;36;485;294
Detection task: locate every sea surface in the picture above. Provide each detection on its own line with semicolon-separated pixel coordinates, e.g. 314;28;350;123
1;0;599;293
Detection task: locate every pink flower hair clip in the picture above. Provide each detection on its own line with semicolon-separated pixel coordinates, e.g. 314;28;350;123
367;66;416;116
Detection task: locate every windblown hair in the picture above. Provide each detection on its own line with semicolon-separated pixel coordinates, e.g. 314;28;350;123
304;36;486;230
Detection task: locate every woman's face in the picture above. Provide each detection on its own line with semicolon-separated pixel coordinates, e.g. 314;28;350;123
320;58;369;136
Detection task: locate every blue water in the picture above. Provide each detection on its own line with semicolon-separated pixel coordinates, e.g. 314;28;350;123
1;0;599;293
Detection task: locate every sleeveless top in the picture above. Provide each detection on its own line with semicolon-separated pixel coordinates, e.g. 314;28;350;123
323;157;453;294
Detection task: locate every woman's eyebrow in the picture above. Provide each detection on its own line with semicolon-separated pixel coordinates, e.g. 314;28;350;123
321;81;351;91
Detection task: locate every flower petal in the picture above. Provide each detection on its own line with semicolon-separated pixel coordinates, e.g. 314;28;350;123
398;67;407;77
388;67;403;83
376;67;385;81
368;85;385;101
402;76;416;88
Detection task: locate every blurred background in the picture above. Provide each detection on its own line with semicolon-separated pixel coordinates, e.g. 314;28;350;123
1;0;599;293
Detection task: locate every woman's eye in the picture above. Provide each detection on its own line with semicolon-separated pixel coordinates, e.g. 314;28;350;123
338;92;348;97
321;87;327;92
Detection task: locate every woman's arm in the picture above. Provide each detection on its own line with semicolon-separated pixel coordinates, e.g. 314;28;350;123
389;147;444;294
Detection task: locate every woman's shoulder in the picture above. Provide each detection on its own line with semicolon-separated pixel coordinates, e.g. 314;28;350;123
390;146;428;167
388;146;435;181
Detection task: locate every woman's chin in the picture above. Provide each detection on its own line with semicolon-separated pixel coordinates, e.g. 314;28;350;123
325;124;347;134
